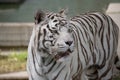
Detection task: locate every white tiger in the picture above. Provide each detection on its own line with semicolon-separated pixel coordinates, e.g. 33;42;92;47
27;9;119;80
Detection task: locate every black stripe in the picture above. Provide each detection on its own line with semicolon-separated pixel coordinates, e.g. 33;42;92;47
44;58;54;66
91;13;104;37
72;19;88;43
53;65;66;80
45;61;56;74
100;65;112;79
28;60;35;80
80;17;94;35
31;47;44;77
72;18;95;64
70;23;83;78
92;14;107;67
47;13;54;18
42;29;48;49
53;63;62;72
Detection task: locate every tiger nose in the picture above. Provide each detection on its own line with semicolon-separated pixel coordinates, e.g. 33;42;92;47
65;41;73;46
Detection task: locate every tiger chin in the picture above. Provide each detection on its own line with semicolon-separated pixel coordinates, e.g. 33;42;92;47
27;9;119;80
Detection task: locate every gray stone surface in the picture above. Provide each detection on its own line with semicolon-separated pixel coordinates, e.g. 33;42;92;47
106;3;120;27
0;71;28;80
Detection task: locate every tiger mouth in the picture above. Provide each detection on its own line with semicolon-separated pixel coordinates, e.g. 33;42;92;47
54;49;71;60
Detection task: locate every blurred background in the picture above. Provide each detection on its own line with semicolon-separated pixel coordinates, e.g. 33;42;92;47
0;0;120;80
0;0;120;22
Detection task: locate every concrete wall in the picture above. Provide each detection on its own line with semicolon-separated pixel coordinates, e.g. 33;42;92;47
0;23;33;47
0;0;23;3
106;3;120;27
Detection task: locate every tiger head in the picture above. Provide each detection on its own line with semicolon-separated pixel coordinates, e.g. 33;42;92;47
34;9;75;61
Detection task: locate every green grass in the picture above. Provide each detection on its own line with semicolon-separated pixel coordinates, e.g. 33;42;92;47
0;50;27;74
9;50;27;62
113;75;120;80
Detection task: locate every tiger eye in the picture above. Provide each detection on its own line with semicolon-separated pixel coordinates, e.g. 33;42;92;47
53;20;58;22
49;35;53;38
68;28;73;33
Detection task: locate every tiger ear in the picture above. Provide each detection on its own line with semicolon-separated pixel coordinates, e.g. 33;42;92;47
59;8;68;17
34;10;46;24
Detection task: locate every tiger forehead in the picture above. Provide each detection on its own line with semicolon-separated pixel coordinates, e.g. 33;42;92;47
47;14;67;27
47;13;65;20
